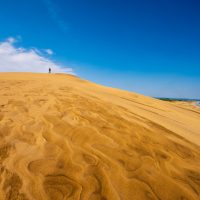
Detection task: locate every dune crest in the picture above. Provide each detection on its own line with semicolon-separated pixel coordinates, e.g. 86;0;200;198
0;73;200;200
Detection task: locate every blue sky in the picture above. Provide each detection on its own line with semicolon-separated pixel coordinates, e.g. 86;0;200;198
0;0;200;98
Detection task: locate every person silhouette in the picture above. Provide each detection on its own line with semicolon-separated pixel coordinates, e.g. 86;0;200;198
49;68;51;73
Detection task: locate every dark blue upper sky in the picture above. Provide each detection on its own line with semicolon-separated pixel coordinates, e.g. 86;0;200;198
0;0;200;98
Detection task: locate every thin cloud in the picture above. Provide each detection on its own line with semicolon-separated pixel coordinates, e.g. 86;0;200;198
7;37;16;43
45;49;53;55
0;37;74;74
42;0;68;33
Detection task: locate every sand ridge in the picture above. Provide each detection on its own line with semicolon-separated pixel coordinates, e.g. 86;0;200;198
0;73;200;200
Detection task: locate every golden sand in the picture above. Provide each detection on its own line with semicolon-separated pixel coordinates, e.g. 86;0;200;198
0;73;200;200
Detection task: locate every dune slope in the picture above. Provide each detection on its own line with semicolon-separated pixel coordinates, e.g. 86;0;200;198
0;73;200;200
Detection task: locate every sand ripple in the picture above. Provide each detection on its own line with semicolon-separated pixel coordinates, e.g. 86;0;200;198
0;73;200;200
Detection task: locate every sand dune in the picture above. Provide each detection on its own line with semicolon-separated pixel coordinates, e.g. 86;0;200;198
0;73;200;200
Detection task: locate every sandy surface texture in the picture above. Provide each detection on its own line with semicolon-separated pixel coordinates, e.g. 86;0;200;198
172;100;200;111
0;73;200;200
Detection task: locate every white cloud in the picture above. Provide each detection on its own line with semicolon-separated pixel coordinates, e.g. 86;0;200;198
0;37;74;74
45;49;53;55
7;37;16;43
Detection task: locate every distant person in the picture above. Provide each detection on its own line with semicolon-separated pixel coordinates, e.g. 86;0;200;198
49;68;51;74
